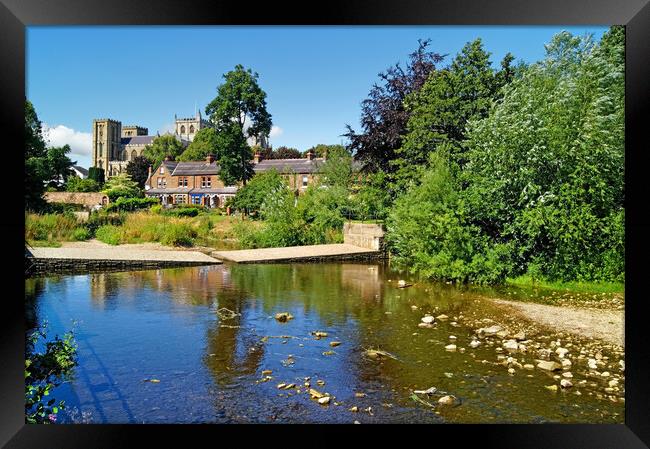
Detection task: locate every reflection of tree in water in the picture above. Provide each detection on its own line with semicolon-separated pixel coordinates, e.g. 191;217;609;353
25;277;46;334
203;283;266;387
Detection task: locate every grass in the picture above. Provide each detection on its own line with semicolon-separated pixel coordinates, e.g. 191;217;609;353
27;240;62;248
506;274;624;295
25;212;89;242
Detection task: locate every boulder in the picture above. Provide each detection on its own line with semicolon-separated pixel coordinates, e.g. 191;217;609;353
537;361;562;372
503;340;519;351
478;325;502;337
469;340;481;349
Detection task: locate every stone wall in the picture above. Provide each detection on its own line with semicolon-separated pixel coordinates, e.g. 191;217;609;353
343;223;386;252
44;192;109;208
25;257;214;278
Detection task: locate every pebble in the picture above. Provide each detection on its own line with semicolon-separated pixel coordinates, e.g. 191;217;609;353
470;340;481;348
503;340;519;351
562;372;573;378
445;344;457;352
560;379;573;388
318;396;331;405
508;368;515;375
421;315;435;324
438;395;455;405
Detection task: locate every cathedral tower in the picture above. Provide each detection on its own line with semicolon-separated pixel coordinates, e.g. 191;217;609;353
92;119;122;173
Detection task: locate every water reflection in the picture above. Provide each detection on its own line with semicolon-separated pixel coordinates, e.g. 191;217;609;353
29;263;624;424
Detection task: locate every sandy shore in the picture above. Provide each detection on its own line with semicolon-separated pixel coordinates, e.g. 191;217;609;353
489;298;624;347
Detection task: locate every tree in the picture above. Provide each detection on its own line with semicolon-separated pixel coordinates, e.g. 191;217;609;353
178;128;220;161
206;64;272;184
272;146;301;159
230;170;287;216
304;144;349;158
143;135;185;165
214;122;254;186
88;167;105;185
393;39;509;189
46;145;76;189
66;177;100;192
344;39;444;173
126;155;152;188
102;173;142;201
25;100;49;210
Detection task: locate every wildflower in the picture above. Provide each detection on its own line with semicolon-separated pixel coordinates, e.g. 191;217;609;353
48;414;57;423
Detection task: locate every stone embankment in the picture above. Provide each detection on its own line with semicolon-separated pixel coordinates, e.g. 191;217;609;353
26;246;221;276
212;243;383;264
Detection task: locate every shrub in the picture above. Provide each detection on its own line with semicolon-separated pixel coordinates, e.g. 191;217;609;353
86;212;125;236
66;177;100;192
161;207;199;217
72;228;90;241
150;204;162;214
95;225;123;245
25;213;80;242
159;223;196;246
104;197;159;213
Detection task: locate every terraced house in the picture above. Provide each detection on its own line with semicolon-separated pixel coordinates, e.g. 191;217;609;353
144;150;325;208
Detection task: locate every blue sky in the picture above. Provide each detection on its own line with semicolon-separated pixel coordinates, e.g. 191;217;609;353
27;26;608;168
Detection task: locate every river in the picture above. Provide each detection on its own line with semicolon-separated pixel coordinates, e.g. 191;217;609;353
25;262;624;423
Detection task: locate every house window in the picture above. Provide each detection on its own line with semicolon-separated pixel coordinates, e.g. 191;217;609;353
201;176;211;188
302;176;309;188
178;177;188;187
192;196;201;205
175;195;186;204
162;178;167;188
157;178;162;188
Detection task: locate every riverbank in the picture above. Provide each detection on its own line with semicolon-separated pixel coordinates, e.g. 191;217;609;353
506;275;624;295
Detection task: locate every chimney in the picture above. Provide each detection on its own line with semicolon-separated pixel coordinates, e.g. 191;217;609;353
148;164;152;179
206;154;215;164
306;149;314;161
253;151;262;164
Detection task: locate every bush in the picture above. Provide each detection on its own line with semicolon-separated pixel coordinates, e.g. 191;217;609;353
66;177;100;192
86;211;125;236
104;197;159;213
95;225;123;245
150;204;162;214
25;213;80;242
159;223;196;247
161;207;199;217
72;228;90;241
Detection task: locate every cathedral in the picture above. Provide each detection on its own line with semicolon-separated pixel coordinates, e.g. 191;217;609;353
91;111;268;178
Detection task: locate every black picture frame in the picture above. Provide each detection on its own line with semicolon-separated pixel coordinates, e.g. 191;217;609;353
2;0;649;447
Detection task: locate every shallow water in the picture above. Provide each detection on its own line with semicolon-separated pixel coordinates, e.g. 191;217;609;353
25;262;624;423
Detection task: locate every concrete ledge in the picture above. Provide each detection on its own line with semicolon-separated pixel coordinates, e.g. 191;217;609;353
25;257;216;277
212;243;385;264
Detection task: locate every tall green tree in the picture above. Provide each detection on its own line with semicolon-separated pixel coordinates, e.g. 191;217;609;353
393;39;512;189
178;127;220;161
46;145;76;188
304;144;349;158
126;155;152;188
272;146;301;159
206;64;272;184
102;173;142;201
25;100;49;210
143;135;185;165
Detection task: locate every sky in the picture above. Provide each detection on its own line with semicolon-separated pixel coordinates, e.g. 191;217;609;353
26;26;608;169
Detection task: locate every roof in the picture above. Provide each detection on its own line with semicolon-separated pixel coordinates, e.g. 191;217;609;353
253;158;325;174
72;165;88;176
189;187;239;195
121;135;156;146
171;161;220;176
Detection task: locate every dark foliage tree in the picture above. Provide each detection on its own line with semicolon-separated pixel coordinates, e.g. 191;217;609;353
343;39;444;173
272;146;302;159
88;167;105;185
143;135;185;166
25;100;49;210
46;145;76;189
178;128;220;161
126;155;152;188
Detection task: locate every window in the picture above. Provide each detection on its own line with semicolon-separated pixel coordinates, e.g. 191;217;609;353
302;176;309;188
162;178;167;188
189;125;195;133
175;195;186;204
178;177;188;187
131;150;137;160
98;143;103;157
157;178;162;188
180;125;186;134
192;196;201;205
201;176;211;188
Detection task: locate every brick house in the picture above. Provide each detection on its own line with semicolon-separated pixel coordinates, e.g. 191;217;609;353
144;150;326;208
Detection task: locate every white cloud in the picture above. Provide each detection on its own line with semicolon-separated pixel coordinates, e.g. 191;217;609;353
270;126;283;138
43;124;92;157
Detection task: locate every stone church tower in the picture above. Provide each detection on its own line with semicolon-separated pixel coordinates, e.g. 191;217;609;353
92;119;122;175
174;110;211;142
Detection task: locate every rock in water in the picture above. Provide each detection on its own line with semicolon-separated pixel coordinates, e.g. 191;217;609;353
469;340;480;348
537;361;562;372
438;395;455;405
560;379;573;388
445;344;457;352
503;340;519;351
478;325;502;337
421;315;435;324
436;314;449;321
275;312;293;322
318;396;331;405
